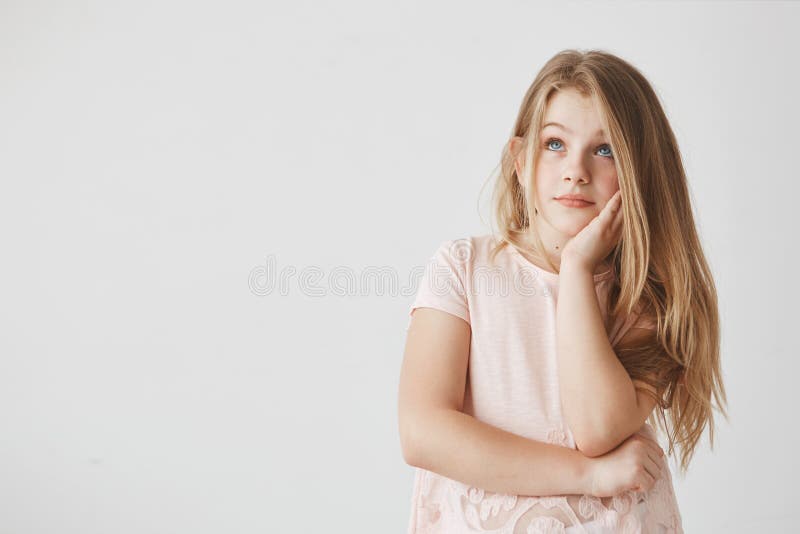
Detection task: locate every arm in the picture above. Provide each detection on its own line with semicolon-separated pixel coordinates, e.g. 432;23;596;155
399;307;593;497
555;259;659;458
404;408;594;497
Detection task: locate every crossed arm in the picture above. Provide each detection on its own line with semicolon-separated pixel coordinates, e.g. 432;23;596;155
556;260;660;458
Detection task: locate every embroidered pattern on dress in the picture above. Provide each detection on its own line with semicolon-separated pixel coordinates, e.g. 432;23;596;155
464;486;519;522
546;426;569;447
415;469;442;533
409;424;684;533
527;516;567;534
450;478;538;531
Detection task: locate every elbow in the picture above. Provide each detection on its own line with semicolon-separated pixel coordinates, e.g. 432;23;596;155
575;437;611;458
399;411;426;468
572;426;617;458
568;407;636;458
401;435;421;467
399;407;455;468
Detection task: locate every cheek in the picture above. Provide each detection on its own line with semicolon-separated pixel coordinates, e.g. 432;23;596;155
598;173;619;197
533;166;557;198
534;183;555;211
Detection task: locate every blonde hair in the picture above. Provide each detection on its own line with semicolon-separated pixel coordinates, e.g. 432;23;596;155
485;48;728;476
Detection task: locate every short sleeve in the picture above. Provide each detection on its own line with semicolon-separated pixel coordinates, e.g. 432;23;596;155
408;239;471;326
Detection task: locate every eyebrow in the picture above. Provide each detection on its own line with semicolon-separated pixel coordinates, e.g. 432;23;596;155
541;121;606;137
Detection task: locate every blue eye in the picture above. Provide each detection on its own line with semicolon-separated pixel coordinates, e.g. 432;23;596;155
546;138;564;151
544;137;614;159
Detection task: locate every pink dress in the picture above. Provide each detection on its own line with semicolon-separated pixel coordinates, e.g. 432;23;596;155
405;233;683;534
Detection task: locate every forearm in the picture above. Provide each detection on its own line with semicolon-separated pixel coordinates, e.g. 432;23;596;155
556;259;638;451
407;408;593;497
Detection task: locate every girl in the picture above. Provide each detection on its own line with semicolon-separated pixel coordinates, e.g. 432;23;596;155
398;49;728;533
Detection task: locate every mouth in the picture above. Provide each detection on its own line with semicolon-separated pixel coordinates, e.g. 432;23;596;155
554;198;595;208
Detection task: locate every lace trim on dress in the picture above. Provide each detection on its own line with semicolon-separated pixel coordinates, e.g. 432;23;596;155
408;424;683;534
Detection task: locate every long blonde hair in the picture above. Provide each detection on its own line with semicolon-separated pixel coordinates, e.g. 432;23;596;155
485;48;728;476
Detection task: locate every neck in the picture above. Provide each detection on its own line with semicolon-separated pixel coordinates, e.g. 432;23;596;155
521;228;611;275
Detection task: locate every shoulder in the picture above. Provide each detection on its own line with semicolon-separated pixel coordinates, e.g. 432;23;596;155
415;234;507;301
426;233;503;270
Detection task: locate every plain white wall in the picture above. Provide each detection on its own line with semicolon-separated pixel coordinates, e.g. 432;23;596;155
1;1;797;532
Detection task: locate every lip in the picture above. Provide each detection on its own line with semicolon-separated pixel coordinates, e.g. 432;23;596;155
554;195;594;208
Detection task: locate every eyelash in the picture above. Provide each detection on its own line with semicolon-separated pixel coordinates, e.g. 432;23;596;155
543;137;614;158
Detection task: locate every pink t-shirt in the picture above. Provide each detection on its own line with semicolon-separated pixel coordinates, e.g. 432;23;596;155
405;233;683;534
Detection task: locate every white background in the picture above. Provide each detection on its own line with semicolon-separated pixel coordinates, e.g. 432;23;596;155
1;1;797;532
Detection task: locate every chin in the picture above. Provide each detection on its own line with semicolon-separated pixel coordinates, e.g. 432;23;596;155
553;217;592;237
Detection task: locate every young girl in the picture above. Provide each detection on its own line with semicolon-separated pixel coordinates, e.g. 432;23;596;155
398;49;728;533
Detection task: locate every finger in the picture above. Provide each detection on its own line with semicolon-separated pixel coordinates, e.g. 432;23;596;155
635;469;656;493
642;443;665;469
634;430;660;449
642;437;665;458
644;451;663;480
612;194;624;226
601;192;622;226
611;209;624;237
607;190;622;213
602;191;619;213
600;195;619;224
634;435;665;461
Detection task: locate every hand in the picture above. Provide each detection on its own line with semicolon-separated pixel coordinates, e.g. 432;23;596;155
561;190;624;272
588;429;666;497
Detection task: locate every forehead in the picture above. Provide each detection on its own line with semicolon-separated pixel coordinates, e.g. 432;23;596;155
541;89;607;137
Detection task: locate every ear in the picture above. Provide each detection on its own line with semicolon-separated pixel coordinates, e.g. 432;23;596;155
509;136;526;188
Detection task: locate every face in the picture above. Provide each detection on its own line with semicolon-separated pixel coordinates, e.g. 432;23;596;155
516;88;620;241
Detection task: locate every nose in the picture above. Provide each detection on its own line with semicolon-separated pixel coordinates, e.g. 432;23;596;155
562;156;591;184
